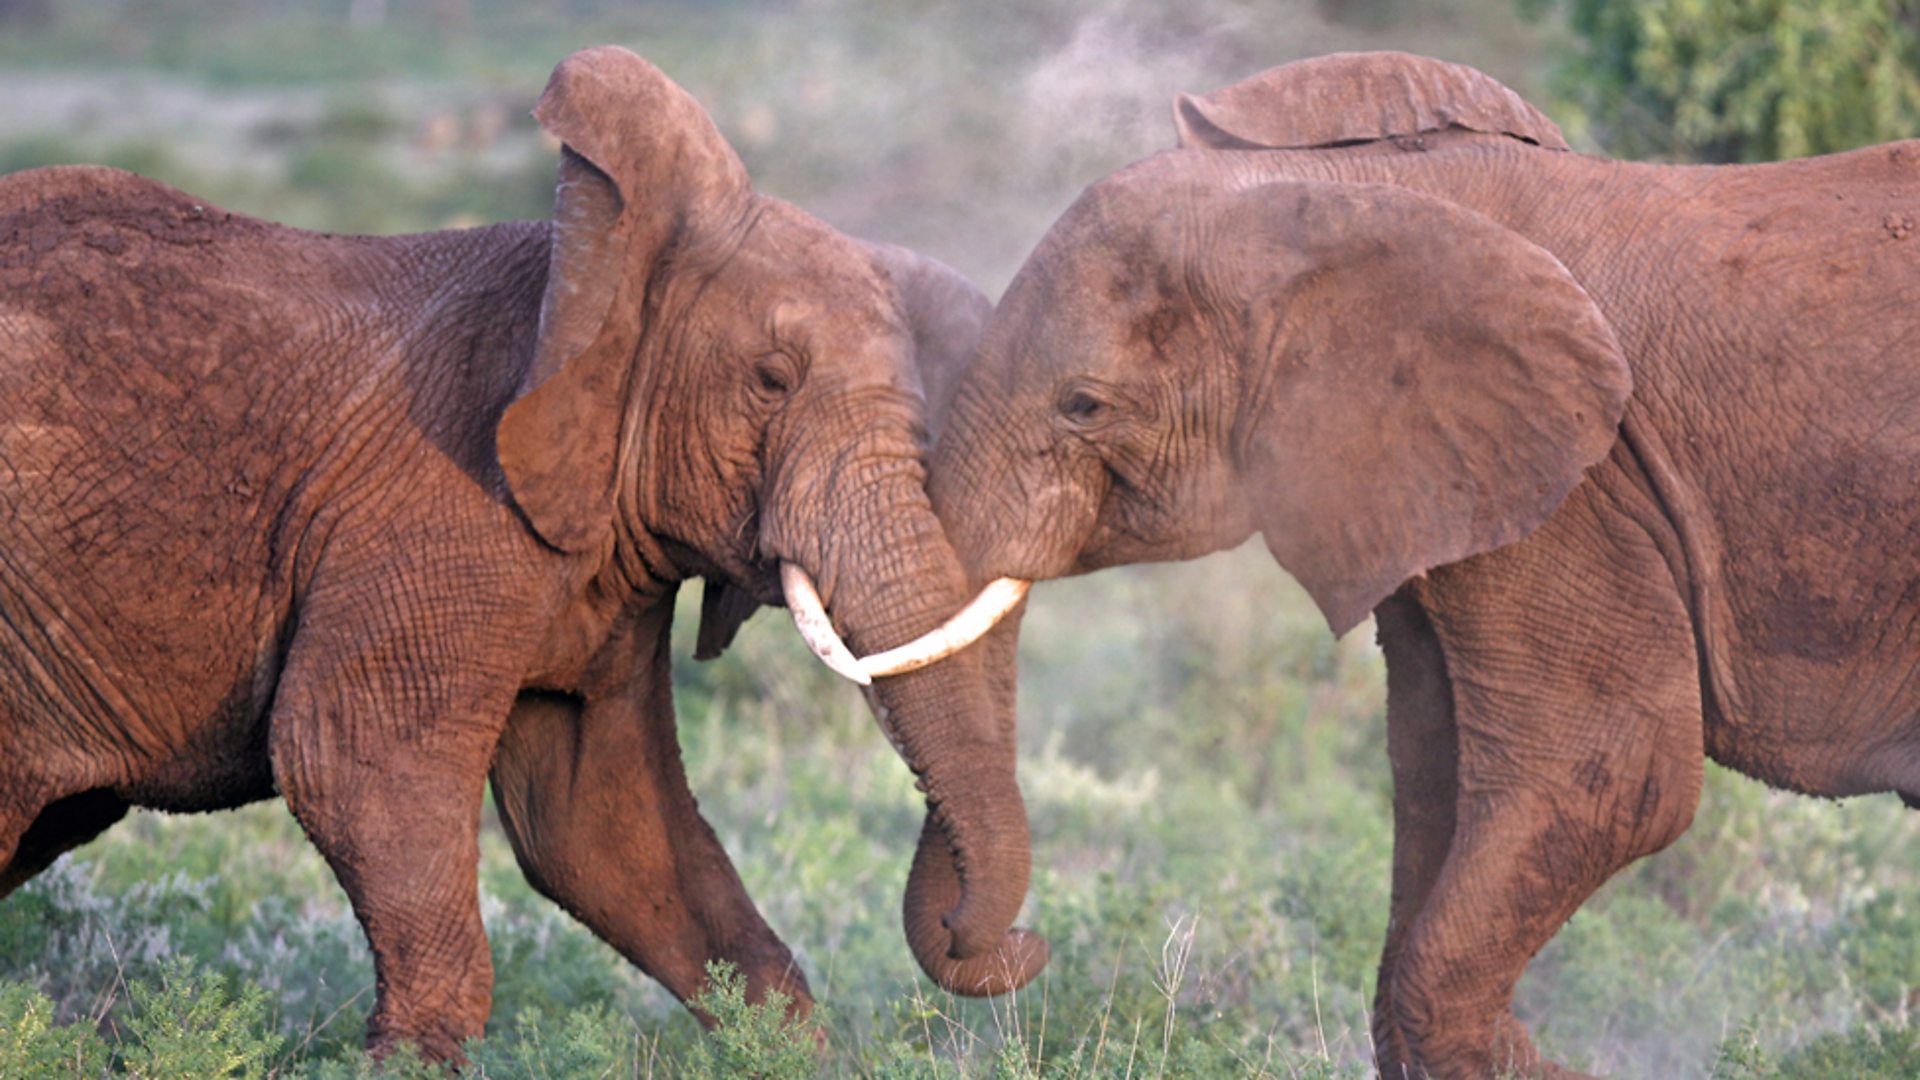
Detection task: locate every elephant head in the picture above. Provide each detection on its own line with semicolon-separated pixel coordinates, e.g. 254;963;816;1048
891;55;1627;687
501;47;1045;995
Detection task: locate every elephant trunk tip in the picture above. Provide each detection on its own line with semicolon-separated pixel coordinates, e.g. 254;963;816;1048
923;927;1052;998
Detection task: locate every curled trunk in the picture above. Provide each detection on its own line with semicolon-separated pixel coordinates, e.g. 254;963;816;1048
895;603;1039;993
902;814;1048;994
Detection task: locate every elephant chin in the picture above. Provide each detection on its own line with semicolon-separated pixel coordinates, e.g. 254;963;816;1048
902;815;1050;996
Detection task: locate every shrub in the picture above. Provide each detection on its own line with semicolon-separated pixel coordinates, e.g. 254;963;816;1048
121;957;283;1080
680;962;825;1080
464;1005;642;1079
0;983;110;1078
1773;1021;1920;1079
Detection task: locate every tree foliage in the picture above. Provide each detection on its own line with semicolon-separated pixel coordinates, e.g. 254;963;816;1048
1529;0;1920;161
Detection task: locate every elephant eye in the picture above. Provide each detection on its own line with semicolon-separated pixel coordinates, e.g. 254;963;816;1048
1059;390;1106;423
752;352;798;397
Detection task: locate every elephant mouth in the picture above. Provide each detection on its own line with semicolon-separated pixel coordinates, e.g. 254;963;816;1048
778;562;1030;684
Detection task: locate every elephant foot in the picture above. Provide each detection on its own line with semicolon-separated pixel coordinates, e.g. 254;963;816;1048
1376;1009;1598;1079
1489;1012;1598;1080
368;1022;472;1068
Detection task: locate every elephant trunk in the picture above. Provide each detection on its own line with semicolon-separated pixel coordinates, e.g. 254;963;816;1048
896;598;1039;993
772;435;1045;996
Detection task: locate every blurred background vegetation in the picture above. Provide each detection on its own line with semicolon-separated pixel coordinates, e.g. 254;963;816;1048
1;1;1918;1077
1524;0;1920;161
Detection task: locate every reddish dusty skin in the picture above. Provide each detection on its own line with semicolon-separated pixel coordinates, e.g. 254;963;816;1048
926;51;1920;1080
0;46;1043;1062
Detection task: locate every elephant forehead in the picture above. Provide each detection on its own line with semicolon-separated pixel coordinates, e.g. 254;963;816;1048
729;215;902;332
982;285;1138;391
1010;168;1209;309
766;292;908;348
1006;217;1177;333
749;199;884;284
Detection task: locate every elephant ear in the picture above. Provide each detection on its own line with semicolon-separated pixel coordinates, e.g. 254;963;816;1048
861;240;993;444
1173;52;1568;152
1222;180;1626;635
498;46;752;552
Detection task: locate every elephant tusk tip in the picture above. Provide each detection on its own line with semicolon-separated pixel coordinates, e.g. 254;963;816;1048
859;577;1032;679
821;649;873;686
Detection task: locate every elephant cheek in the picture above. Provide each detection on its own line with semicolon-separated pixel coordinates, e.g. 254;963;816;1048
934;454;1100;584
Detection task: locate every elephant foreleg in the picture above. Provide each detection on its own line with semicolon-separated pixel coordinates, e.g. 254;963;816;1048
488;602;812;1022
266;562;537;1062
1371;590;1460;1072
1375;491;1705;1079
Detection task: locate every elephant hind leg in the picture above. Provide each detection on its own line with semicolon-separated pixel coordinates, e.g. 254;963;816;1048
490;633;811;1022
0;788;130;897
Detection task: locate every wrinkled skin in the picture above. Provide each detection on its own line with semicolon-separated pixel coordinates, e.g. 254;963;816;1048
927;52;1920;1080
0;47;1045;1061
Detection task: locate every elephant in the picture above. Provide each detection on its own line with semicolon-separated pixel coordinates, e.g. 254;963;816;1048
861;51;1920;1079
0;46;1047;1060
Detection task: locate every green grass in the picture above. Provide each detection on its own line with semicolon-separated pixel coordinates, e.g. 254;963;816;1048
5;3;1920;1075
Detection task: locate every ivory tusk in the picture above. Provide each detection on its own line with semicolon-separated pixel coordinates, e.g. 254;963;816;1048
780;562;872;686
860;578;1031;680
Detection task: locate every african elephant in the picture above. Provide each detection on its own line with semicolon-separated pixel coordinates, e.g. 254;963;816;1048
0;46;1045;1060
874;52;1920;1079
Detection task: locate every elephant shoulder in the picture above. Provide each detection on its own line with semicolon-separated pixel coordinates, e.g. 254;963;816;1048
1173;52;1568;153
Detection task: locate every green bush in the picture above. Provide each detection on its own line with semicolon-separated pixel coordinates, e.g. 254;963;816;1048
680;962;824;1080
121;958;283;1080
462;1005;642;1079
1773;1022;1920;1078
298;1042;444;1080
1527;0;1920;160
0;983;110;1078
